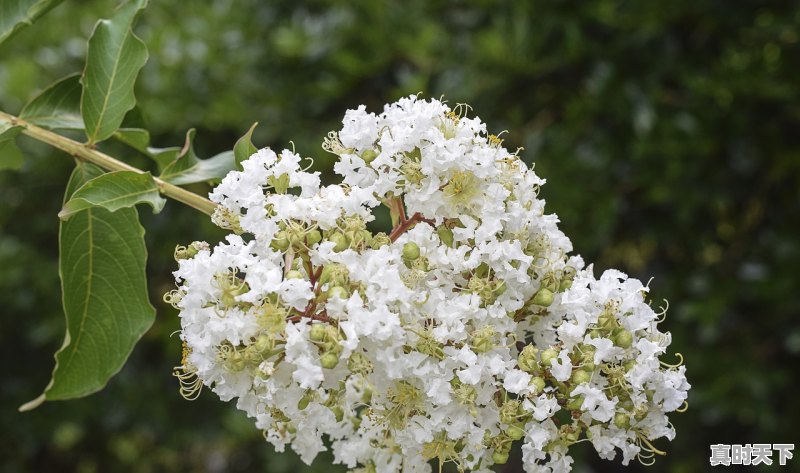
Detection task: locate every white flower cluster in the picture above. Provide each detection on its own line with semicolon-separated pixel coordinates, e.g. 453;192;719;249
168;96;690;473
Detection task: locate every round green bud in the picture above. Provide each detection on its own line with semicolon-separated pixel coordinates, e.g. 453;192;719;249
330;232;348;252
507;424;526;441
614;412;631;430
360;149;378;164
529;376;546;394
402;242;420;261
540;348;558;366
613;328;633;349
320;351;339;369
492;450;509;465
271;232;290;251
286;270;304;280
558;279;573;291
623;360;636;372
306;229;322;246
571;369;592;385
309;324;326;342
327;286;349;300
437;226;454;247
532;287;554;307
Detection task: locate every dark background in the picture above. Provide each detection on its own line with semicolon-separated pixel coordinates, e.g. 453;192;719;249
1;1;798;472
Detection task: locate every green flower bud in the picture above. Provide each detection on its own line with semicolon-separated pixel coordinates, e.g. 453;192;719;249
499;399;522;424
437;226;454;247
330;232;348;252
470;326;496;354
254;334;273;355
286;270;304;280
309;323;326;342
492;450;509;465
402;242;420;262
532;287;554;307
613;328;633;349
529;376;546;394
327;286;349;300
371;232;390;249
614;412;631;429
540;348;558;366
360;149;378;164
571;369;591;385
306;229;322;246
271;231;290;251
518;345;540;373
507;423;526;441
321;351;339;369
558;279;573;291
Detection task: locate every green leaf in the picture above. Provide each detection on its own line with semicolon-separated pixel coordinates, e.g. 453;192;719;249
114;127;150;153
158;128;237;185
20;73;83;130
59;170;166;220
20;162;155;410
113;107;151;153
0;0;63;45
0;124;24;170
234;122;258;170
81;0;149;144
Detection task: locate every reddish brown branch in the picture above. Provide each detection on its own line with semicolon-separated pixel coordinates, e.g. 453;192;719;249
389;212;433;242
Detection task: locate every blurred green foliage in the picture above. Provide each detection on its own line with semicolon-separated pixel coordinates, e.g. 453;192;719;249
1;0;799;472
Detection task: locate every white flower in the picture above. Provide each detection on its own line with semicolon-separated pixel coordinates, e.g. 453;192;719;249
171;96;690;473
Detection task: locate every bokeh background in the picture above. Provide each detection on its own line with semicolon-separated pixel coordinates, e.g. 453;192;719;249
1;1;799;472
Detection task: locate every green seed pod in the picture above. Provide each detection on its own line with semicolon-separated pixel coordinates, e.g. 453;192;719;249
286;270;304;280
360;149;378;164
437;226;454;247
321;351;339;369
492;450;509;465
327;286;349;300
309;323;326;342
613;328;633;349
532;287;554;307
330;232;348;252
402;242;420;261
614;412;631;429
